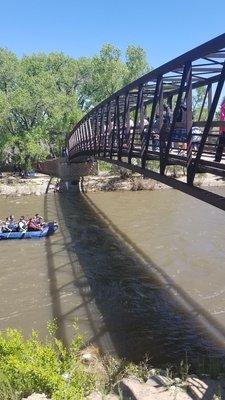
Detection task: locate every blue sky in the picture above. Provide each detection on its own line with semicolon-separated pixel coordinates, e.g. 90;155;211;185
0;0;225;68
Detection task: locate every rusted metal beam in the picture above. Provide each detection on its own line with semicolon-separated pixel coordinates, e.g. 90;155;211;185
110;97;119;159
97;157;225;212
186;63;193;177
187;62;225;184
161;62;191;175
128;85;143;163
68;33;225;128
67;34;225;197
141;76;163;168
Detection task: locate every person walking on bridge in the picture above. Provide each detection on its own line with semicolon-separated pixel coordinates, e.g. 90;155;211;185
215;98;225;162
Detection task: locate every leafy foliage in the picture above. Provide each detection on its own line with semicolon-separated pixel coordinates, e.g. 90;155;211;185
0;45;150;170
0;328;95;400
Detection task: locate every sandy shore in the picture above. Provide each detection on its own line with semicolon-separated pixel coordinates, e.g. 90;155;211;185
0;172;224;196
0;174;55;196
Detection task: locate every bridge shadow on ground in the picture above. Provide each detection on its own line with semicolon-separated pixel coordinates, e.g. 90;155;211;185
44;192;225;371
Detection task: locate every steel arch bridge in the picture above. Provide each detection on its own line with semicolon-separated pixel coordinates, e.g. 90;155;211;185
67;34;225;206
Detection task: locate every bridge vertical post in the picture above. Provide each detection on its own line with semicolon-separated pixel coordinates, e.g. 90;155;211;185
74;126;78;154
81;123;85;152
117;95;123;161
187;61;225;185
103;103;111;157
198;85;210;121
84;122;88;152
88;116;94;154
160;62;190;175
79;124;83;152
110;96;119;159
139;93;146;146
87;117;93;153
87;117;91;153
168;95;173;111
84;120;89;153
81;124;85;152
83;122;88;152
141;77;163;169
208;84;212;113
128;85;143;164
208;84;212;137
159;94;173;172
118;92;130;160
186;62;193;184
98;107;104;156
77;126;81;153
93;113;98;156
83;121;87;152
158;81;165;175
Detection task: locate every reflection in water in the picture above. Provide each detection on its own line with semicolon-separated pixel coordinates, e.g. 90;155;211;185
0;190;225;366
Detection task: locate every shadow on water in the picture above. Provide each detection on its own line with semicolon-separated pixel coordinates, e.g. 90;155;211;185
44;191;225;367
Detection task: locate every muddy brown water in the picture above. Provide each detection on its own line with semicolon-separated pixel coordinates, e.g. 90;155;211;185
0;189;225;365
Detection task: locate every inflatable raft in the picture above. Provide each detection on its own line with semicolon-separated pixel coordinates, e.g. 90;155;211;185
0;222;58;240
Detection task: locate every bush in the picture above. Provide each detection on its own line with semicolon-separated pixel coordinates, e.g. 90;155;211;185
0;327;95;400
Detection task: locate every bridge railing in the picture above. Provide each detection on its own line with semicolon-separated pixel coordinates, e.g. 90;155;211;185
68;34;225;185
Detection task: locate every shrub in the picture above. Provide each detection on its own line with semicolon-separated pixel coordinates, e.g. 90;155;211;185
0;328;95;400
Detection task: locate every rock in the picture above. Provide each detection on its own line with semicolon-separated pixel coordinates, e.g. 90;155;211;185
85;391;102;400
146;377;160;387
117;378;155;400
81;352;95;363
146;375;173;388
116;377;171;400
61;372;71;381
117;377;192;400
187;376;225;399
174;377;182;384
86;392;120;400
22;394;50;400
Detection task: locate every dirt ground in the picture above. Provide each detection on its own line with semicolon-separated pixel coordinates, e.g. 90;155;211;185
0;171;224;196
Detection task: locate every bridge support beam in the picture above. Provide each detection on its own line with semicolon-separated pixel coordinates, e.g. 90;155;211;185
187;62;225;185
68;34;225;194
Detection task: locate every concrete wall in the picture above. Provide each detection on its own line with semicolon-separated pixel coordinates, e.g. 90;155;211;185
37;158;98;180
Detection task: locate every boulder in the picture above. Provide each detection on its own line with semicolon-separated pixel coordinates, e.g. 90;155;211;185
85;391;102;400
116;377;191;400
187;376;225;399
22;394;50;400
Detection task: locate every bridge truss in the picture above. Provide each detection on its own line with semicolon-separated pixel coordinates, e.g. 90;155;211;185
68;34;225;189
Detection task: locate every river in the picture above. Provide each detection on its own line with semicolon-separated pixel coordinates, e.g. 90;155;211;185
0;188;225;366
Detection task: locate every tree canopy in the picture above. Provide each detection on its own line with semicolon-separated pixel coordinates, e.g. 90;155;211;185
0;45;150;170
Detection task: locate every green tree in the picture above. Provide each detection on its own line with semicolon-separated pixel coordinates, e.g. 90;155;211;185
124;45;150;85
0;52;83;169
80;44;150;107
80;44;126;106
0;44;150;170
0;48;19;93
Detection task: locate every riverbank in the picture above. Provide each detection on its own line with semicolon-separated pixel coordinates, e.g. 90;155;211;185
0;173;55;196
0;171;225;196
1;327;225;400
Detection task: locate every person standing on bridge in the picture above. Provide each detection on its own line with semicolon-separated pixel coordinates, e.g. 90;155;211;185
215;97;225;162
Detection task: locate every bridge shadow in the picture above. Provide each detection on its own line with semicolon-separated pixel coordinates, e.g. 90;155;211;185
44;191;225;371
